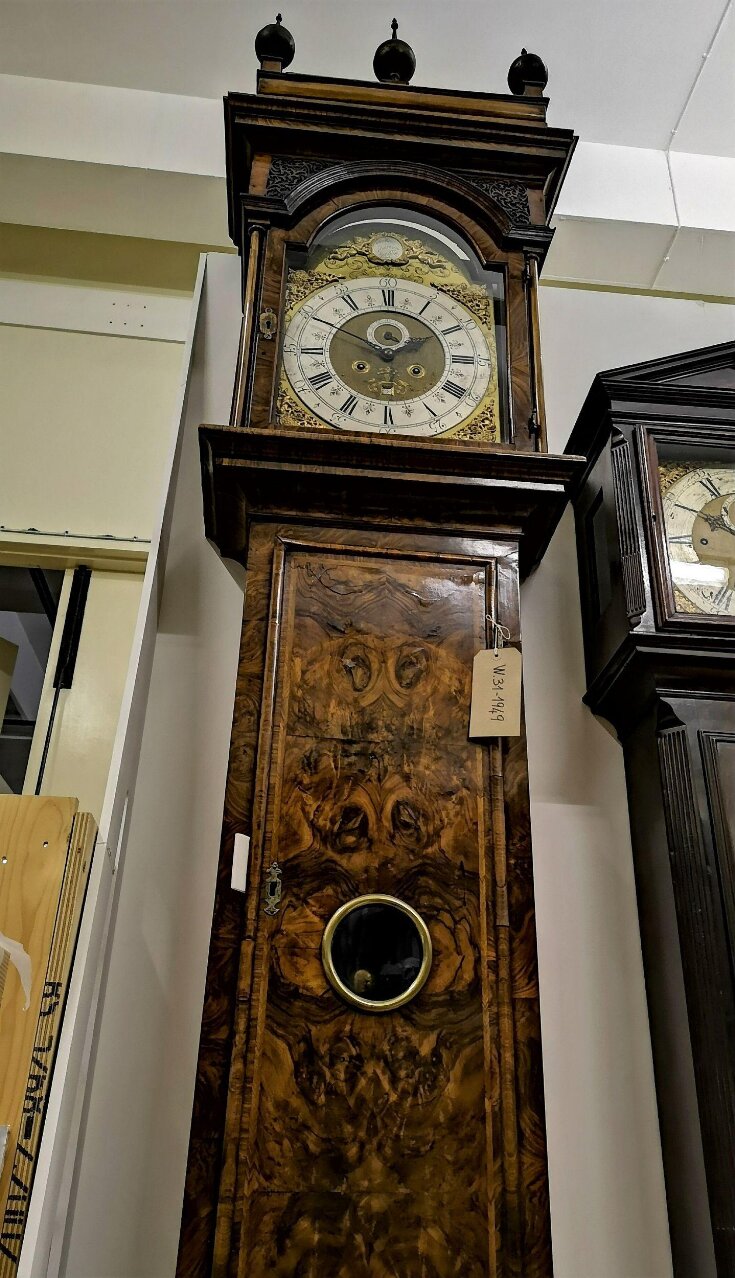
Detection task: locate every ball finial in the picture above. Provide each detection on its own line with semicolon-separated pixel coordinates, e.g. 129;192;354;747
507;48;548;96
373;17;416;84
255;13;295;71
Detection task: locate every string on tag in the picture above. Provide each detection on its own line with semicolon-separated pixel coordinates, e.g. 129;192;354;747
485;611;511;656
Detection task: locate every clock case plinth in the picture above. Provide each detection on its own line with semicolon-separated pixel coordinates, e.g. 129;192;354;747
566;341;735;1278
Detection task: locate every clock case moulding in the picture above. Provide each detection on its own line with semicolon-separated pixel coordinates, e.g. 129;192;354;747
566;340;735;1278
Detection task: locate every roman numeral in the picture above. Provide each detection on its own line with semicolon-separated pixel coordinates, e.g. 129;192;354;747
383;406;393;426
342;294;359;312
301;346;323;355
442;324;462;335
699;475;720;498
451;354;474;364
424;402;438;418
418;300;432;315
381;288;395;307
308;371;332;390
713;585;732;610
443;380;465;398
341;394;358;415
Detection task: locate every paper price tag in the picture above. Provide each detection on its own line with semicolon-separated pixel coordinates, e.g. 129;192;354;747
469;646;522;739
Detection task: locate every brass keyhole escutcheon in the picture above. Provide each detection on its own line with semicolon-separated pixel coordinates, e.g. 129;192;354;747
322;894;432;1012
263;861;282;915
259;308;277;340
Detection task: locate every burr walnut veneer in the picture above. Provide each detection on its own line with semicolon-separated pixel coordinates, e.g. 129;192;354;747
177;53;581;1278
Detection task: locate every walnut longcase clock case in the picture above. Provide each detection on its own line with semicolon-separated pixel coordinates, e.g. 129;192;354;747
177;35;580;1278
567;343;735;1278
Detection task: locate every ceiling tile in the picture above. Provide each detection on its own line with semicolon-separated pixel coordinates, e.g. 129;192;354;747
670;4;735;157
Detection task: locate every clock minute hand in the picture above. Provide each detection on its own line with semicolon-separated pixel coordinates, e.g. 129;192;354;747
312;317;394;361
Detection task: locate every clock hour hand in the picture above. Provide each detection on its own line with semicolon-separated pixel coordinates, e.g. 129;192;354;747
697;512;732;534
676;503;733;534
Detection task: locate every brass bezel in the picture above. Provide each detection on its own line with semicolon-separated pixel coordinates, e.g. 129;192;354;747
321;893;433;1013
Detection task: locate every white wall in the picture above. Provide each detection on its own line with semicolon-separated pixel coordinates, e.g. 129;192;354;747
60;255;244;1278
0;324;182;542
525;284;735;1277
0;319;186;820
58;259;735;1278
539;284;735;452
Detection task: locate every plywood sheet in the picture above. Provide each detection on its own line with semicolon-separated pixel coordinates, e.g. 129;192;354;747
0;796;95;1272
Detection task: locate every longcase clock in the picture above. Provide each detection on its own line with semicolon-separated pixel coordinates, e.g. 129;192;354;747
567;342;735;1278
177;22;581;1278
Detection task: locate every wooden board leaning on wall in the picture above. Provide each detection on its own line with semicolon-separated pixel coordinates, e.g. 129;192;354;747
0;796;95;1274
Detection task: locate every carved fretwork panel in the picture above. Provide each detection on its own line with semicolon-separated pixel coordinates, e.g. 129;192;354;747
177;525;551;1278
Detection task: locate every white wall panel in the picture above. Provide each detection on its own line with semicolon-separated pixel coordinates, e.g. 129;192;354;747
539;284;735;451
0;278;191;341
0;74;224;176
0;325;184;542
61;254;244;1278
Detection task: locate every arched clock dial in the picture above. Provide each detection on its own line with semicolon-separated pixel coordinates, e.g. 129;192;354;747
661;462;735;615
282;276;493;437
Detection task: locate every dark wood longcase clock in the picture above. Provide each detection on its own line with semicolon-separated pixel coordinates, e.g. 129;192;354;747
177;25;580;1278
567;342;735;1278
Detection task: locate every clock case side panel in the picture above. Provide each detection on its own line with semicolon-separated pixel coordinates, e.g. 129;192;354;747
237;182;537;451
571;422;657;692
615;691;735;1278
175;522;274;1278
618;698;718;1278
176;521;553;1278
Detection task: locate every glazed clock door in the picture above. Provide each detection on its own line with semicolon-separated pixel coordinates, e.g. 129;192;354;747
214;526;549;1278
275;206;510;443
